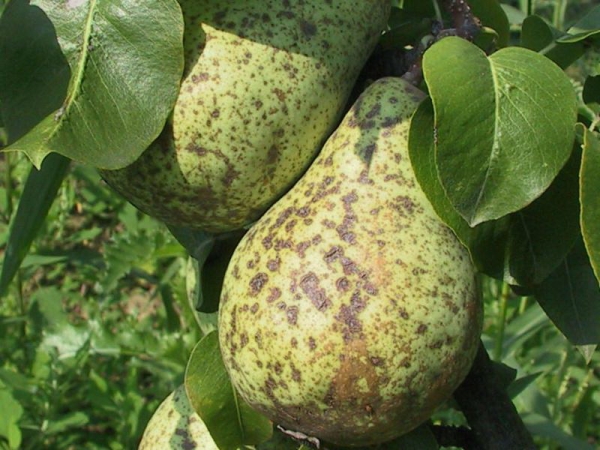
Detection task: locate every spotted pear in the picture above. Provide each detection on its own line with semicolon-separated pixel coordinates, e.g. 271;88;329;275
218;77;482;447
100;0;391;232
138;385;218;450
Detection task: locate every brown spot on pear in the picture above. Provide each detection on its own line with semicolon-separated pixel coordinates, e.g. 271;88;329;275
100;0;391;233
218;78;482;447
138;385;218;449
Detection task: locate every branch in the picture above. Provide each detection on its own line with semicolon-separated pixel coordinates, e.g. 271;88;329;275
453;342;537;450
437;0;482;41
401;0;483;85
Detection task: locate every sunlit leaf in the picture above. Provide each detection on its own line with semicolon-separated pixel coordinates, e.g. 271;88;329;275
0;0;184;169
423;37;577;226
185;332;272;450
580;126;600;285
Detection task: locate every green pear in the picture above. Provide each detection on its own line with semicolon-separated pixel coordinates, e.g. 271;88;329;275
100;0;391;233
138;385;218;450
218;77;482;447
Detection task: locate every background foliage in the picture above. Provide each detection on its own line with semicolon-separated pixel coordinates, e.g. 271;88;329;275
0;0;599;449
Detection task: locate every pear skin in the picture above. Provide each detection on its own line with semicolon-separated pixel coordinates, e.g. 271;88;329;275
218;77;482;447
138;385;218;450
101;0;390;232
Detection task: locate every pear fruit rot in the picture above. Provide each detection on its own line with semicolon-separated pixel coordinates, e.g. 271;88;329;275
138;385;218;450
100;0;391;233
218;77;483;447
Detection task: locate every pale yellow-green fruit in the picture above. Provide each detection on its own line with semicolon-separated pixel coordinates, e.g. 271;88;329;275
218;77;482;447
138;385;218;450
100;0;390;233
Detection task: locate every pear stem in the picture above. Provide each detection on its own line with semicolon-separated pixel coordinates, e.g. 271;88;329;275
453;342;537;450
400;0;483;86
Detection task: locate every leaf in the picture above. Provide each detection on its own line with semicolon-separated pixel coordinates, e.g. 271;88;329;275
380;8;433;50
521;15;585;69
44;411;89;435
469;0;510;48
0;385;23;450
1;0;184;169
0;0;70;143
576;344;596;364
185;332;273;450
198;232;245;313
167;225;216;262
582;75;600;104
423;37;577;226
409;98;510;279
580;126;600;285
558;5;600;43
533;239;600;345
505;145;581;286
0;153;70;297
522;412;596;450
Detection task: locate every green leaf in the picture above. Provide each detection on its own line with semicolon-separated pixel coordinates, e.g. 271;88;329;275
423;37;577;226
580;126;600;285
0;0;70;143
167;225;216;262
45;411;89;435
505;145;581;286
0;385;23;449
534;239;600;345
380;9;433;50
198;232;245;313
409;98;510;279
399;0;435;17
582;75;600;104
523;412;596;450
0;153;70;297
409;99;472;245
1;0;184;169
521;15;585;69
469;0;510;48
558;5;600;43
185;332;273;450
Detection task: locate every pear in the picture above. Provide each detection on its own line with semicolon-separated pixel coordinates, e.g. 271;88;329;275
138;385;218;450
100;0;391;232
218;77;482;447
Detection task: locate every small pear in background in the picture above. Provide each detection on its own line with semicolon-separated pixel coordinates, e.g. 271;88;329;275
138;385;218;450
101;0;391;233
218;77;483;447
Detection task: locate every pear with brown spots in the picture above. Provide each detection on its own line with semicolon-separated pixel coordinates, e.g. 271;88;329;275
138;385;218;450
100;0;390;233
218;77;483;447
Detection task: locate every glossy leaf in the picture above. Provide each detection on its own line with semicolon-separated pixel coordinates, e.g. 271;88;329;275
1;0;183;169
558;5;600;43
505;145;581;286
185;332;272;450
0;153;70;297
423;37;577;226
470;0;510;48
409;98;509;279
0;0;70;143
521;15;585;69
534;240;600;345
580;126;600;285
582;75;600;104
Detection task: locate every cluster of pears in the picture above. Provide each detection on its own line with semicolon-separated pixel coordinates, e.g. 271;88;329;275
132;1;483;449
